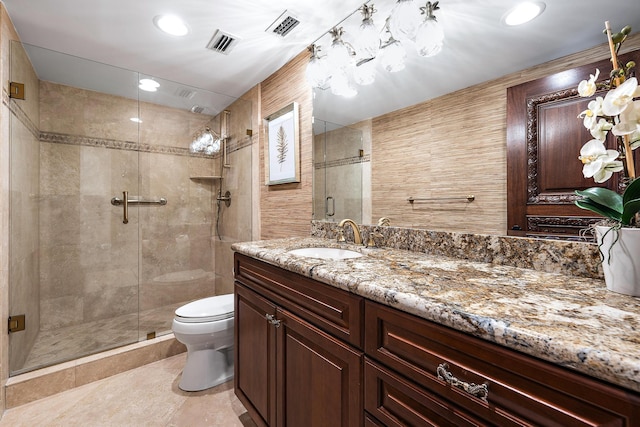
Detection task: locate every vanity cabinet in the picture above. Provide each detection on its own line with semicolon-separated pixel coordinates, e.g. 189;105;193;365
234;252;640;426
234;253;364;427
364;300;640;426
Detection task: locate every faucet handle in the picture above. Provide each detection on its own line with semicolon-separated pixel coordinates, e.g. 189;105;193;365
366;232;384;248
336;228;345;243
377;217;390;226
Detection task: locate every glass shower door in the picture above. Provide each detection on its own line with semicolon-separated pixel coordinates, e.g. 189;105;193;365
313;118;363;223
8;42;142;374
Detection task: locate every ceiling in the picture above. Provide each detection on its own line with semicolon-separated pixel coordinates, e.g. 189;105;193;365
4;0;640;125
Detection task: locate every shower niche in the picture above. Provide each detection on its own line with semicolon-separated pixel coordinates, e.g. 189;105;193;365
8;41;253;375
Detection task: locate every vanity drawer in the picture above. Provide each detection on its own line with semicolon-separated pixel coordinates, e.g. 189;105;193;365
365;358;489;427
234;253;363;348
364;300;640;426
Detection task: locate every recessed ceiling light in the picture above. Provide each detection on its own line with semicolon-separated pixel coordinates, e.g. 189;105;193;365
153;14;189;36
138;78;160;92
503;2;546;26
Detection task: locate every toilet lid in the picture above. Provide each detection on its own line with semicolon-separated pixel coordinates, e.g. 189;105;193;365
175;294;234;323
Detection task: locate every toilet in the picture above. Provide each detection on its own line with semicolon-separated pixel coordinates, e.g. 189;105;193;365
172;293;235;391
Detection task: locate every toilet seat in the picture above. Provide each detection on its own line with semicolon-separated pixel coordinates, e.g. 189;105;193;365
174;294;234;323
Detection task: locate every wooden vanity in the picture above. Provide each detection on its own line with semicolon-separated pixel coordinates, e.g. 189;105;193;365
234;252;640;426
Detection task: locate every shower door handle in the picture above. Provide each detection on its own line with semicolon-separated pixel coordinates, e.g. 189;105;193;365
326;196;335;217
122;191;129;224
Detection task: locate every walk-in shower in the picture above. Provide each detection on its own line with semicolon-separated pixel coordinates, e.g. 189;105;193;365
7;41;253;375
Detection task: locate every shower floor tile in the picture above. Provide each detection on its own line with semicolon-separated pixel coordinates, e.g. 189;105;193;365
18;302;188;374
0;353;256;427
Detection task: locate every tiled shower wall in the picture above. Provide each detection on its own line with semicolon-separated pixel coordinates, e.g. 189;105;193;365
37;80;218;332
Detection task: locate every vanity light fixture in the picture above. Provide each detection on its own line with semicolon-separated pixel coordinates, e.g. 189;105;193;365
190;127;221;156
306;1;445;97
502;2;546;26
138;78;160;92
153;14;189;36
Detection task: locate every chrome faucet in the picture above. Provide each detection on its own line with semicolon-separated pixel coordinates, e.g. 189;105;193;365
338;218;362;245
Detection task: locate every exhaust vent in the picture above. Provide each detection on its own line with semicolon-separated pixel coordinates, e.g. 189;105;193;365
190;105;206;114
266;10;300;37
175;87;196;99
206;30;239;54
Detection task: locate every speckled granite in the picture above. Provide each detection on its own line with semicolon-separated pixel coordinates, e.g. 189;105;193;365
231;236;640;393
311;220;602;279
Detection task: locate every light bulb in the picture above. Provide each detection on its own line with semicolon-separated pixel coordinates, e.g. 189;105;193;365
201;132;214;146
388;0;421;42
326;39;352;71
306;51;330;89
356;18;380;61
380;40;406;73
415;17;444;57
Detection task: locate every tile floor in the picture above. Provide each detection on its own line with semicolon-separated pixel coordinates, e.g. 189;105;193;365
0;353;257;427
17;303;184;375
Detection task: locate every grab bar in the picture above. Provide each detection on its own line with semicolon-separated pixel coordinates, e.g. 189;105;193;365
408;195;475;204
111;195;167;224
111;197;168;206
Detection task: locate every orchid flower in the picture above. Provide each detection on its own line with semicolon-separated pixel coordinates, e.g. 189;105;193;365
602;77;638;117
612;99;640;142
578;139;624;183
590;118;613;141
577;69;600;97
578;97;604;129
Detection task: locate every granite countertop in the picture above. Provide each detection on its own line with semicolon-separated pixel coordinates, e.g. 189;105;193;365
232;236;640;393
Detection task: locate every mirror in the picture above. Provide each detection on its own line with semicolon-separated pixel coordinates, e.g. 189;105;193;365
312;116;368;223
311;0;640;236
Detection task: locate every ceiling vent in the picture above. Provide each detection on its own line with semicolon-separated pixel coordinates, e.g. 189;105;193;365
175;87;196;99
190;105;206;114
206;30;239;54
266;10;300;37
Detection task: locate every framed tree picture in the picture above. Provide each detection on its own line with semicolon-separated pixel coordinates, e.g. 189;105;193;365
265;102;300;185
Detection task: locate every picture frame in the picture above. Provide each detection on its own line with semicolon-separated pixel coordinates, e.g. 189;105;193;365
265;102;300;185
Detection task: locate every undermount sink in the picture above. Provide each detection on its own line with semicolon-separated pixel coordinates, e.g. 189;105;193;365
287;247;363;260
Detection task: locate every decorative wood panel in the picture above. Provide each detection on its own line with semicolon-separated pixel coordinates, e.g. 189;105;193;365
259;52;313;239
507;47;640;239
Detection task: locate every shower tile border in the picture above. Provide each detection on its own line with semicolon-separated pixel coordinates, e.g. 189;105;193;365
39;131;254;158
314;153;371;170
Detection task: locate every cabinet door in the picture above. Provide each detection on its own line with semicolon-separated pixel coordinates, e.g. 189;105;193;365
276;308;363;427
235;283;277;427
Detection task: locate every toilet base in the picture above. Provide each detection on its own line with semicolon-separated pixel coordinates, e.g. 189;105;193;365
179;347;234;392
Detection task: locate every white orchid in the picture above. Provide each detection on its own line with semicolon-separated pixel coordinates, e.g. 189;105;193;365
574;24;640;229
602;76;638;116
578;97;604;129
590;118;613;141
578;139;624;183
577;68;600;97
612;99;640;145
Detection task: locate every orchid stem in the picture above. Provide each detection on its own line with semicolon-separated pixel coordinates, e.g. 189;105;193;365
605;21;623;87
623;135;636;180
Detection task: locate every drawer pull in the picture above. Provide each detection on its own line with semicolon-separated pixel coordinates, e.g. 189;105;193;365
265;314;281;328
437;363;488;402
